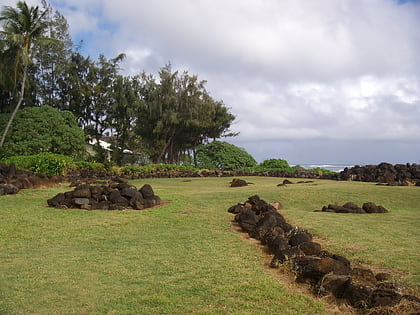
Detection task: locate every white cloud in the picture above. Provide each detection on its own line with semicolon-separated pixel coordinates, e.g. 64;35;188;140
5;0;418;163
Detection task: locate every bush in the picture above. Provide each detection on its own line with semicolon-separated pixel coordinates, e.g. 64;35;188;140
195;141;257;170
0;106;86;159
259;158;291;170
309;167;335;175
74;161;105;172
120;164;197;176
1;152;75;175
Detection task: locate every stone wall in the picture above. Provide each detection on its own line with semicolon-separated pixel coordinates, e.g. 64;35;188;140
228;195;420;312
0;163;63;196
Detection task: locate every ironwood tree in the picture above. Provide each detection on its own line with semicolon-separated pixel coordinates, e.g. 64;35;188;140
135;65;236;164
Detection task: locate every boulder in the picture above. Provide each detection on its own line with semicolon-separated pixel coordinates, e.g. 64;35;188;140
73;198;90;206
260;226;286;246
273;247;304;264
227;203;245;214
371;288;402;307
235;209;259;233
292;256;351;283
317;273;351;298
343;280;375;308
252;211;286;241
140;184;155;198
362;202;388;213
289;232;312;247
47;193;66;207
73;185;92;198
230;178;249;187
120;187;143;200
0;183;19;195
298;241;322;256
267;235;289;256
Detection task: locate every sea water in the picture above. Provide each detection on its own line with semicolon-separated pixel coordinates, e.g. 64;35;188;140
294;164;354;173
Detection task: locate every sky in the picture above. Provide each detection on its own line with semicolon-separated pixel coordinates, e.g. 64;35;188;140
3;0;420;165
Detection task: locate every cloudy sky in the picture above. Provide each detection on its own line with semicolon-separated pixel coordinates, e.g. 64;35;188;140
4;0;420;164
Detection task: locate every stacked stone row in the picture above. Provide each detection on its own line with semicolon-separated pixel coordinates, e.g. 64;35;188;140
228;195;418;311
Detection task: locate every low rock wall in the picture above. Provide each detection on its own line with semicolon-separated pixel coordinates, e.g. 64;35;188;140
0;163;63;196
228;195;420;312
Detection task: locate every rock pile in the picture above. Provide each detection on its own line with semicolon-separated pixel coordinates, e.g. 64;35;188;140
314;202;389;214
228;195;419;311
0;163;63;196
230;178;253;187
339;163;420;186
47;179;160;210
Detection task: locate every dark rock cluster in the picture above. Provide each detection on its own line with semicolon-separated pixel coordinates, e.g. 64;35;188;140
228;195;419;311
315;202;389;214
230;178;253;187
0;163;63;196
338;163;420;186
47;179;160;210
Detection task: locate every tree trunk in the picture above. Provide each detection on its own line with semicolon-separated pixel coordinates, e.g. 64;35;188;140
157;131;175;164
0;64;28;147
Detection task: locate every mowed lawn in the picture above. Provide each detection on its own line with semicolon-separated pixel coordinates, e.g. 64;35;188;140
0;177;418;314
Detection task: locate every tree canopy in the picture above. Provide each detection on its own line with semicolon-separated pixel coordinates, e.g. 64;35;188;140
135;65;236;164
0;1;238;165
0;1;50;147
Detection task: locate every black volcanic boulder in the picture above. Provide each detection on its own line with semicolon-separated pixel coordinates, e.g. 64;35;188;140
227;203;246;214
371;288;402;307
230;178;249;187
298;241;322;256
0;183;19;196
288;228;313;247
72;184;92;198
342;202;365;213
246;195;276;215
292;256;352;283
362;202;388;213
267;235;289;256
252;211;286;241
140;184;155;199
235;208;259;233
317;273;351;298
272;247;304;264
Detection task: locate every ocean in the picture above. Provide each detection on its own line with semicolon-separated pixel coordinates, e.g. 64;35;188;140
293;164;354;173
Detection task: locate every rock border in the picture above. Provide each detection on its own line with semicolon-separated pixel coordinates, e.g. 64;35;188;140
315;202;389;214
227;195;420;312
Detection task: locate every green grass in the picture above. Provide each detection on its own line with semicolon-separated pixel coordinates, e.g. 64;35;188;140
0;177;419;314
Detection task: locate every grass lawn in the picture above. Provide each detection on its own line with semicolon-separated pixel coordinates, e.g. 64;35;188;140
0;177;418;314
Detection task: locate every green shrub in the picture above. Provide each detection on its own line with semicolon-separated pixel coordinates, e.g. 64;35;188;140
74;161;105;172
244;158;301;173
309;167;335;175
0;106;86;159
195;141;257;170
259;158;291;170
1;152;75;175
120;164;197;176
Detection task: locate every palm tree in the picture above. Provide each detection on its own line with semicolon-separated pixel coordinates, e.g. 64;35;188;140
0;1;48;147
